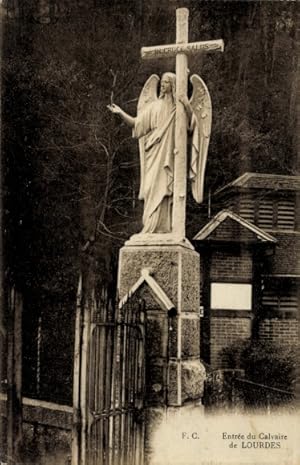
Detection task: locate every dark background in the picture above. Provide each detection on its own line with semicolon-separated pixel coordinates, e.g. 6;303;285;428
1;0;299;404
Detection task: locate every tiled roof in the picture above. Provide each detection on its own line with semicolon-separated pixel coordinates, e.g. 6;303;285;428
215;172;300;194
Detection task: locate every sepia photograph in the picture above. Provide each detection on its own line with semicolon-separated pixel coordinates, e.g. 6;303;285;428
0;1;299;464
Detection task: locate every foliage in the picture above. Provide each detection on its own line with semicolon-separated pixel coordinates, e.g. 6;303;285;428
2;0;299;297
3;5;144;294
242;339;297;391
222;338;297;393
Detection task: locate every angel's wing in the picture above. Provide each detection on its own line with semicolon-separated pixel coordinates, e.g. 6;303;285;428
137;75;159;200
189;74;212;204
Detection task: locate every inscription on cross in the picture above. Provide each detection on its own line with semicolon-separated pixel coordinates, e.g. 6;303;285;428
141;40;224;60
141;8;224;240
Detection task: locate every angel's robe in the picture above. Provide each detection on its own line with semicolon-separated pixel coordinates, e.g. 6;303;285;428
133;89;205;234
133;94;176;233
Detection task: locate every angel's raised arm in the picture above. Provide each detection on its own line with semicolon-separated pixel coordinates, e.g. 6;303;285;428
107;103;135;128
107;74;159;132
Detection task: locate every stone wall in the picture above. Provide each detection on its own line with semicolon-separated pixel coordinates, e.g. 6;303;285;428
0;395;72;464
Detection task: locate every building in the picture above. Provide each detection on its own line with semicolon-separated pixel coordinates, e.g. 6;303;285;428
193;172;300;369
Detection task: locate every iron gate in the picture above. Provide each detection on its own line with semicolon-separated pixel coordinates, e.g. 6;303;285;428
72;277;145;465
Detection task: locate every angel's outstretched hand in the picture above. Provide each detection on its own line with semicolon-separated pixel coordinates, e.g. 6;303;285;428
107;103;122;115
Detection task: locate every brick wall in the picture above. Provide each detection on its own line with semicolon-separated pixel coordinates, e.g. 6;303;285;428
267;233;300;275
209;218;259;242
258;319;299;347
210;249;253;281
210;317;252;368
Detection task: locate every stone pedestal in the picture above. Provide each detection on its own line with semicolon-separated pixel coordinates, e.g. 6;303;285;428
118;238;206;407
118;236;206;464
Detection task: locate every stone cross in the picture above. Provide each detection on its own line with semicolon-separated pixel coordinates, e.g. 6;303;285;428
141;8;224;240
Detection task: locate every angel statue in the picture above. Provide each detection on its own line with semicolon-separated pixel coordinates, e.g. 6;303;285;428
107;72;211;234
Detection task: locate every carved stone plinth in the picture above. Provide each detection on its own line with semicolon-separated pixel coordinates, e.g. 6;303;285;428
118;240;206;407
118;239;206;464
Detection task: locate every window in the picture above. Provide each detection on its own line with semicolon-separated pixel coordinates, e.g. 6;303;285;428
258;199;273;230
211;283;252;310
262;281;298;312
277;199;295;230
239;195;255;222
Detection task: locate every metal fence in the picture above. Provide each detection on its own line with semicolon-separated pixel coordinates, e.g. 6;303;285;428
234;377;295;412
204;369;295;412
72;276;145;465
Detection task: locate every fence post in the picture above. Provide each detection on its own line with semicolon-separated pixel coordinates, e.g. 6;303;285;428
231;374;236;408
72;275;83;465
266;391;271;415
7;287;23;465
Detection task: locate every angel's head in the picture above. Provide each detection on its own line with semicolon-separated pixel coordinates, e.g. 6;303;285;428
159;72;176;101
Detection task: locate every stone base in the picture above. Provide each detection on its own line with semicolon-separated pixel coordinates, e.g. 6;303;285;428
118;242;206;407
168;359;206;405
118;243;200;311
125;232;195;250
